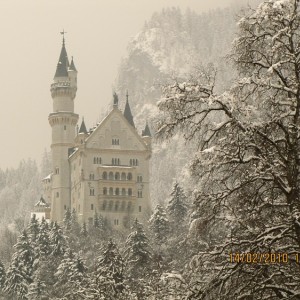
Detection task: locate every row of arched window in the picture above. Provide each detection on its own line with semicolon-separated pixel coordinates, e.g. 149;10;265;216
101;200;133;212
103;187;132;196
93;157;102;164
130;159;138;166
112;158;120;165
102;171;133;181
112;138;120;145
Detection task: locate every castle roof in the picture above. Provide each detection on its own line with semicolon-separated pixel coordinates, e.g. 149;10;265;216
79;118;87;134
69;56;77;72
123;99;135;127
34;196;50;208
142;122;152;137
54;38;69;78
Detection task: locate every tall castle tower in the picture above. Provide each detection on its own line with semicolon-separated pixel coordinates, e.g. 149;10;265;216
48;35;79;221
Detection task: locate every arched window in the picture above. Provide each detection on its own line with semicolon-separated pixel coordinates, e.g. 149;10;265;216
115;172;120;180
90;188;94;196
137;175;143;182
103;172;107;180
115;188;119;195
121;201;126;211
138;191;142;198
109;172;114;180
103;187;107;195
127;173;132;181
109;187;113;195
122;188;126;196
121;172;126;180
128;188;132;196
115;201;119;211
108;201;113;211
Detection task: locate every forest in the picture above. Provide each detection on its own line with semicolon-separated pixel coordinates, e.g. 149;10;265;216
1;0;300;299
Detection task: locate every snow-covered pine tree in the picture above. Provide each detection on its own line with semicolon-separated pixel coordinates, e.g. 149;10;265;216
4;230;35;299
0;260;5;295
26;272;47;300
36;217;50;257
157;0;300;298
149;204;169;247
54;248;87;298
94;240;125;297
166;182;188;231
63;208;72;232
27;214;40;245
124;219;152;298
49;222;67;257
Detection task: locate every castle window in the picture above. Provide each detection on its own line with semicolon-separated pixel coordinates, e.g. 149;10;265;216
56;192;59;198
64;125;67;130
137;175;143;182
122;188;126;196
112;138;120;145
115;172;120;180
138;191;142;198
103;187;107;195
112;158;120;166
64;205;67;210
90;188;95;196
102;200;107;211
55;167;59;174
108;201;113;211
115;201;119;211
121;172;126;180
109;187;113;195
114;219;119;225
94;157;96;164
136;159;138;166
139;206;142;212
128;188;132;196
103;172;107;180
127;201;132;212
115;188;119;195
121;201;126;211
109;172;114;180
91;204;94;210
127;173;132;181
89;173;94;180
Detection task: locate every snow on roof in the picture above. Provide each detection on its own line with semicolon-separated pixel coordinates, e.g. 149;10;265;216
42;173;52;181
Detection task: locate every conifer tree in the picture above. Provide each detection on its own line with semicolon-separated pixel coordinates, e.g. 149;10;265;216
4;230;35;299
166;182;188;231
95;240;125;296
27;214;40;245
49;222;67;257
27;272;47;300
36;217;50;257
124;219;152;279
149;204;169;247
0;260;5;295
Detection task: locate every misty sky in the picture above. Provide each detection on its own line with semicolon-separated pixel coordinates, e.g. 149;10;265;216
0;0;254;169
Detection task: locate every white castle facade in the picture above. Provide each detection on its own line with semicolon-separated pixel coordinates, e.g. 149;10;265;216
37;38;152;228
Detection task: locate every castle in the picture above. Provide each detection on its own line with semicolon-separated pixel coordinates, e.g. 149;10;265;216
35;37;152;228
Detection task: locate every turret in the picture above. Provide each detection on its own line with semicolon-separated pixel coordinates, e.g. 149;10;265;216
48;33;79;222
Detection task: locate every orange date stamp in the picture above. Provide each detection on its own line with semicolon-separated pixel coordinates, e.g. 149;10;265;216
229;252;299;264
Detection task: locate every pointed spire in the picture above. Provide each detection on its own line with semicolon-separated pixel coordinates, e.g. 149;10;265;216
54;35;70;78
79;117;87;134
113;92;119;108
123;91;135;127
142;121;151;137
69;56;77;72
